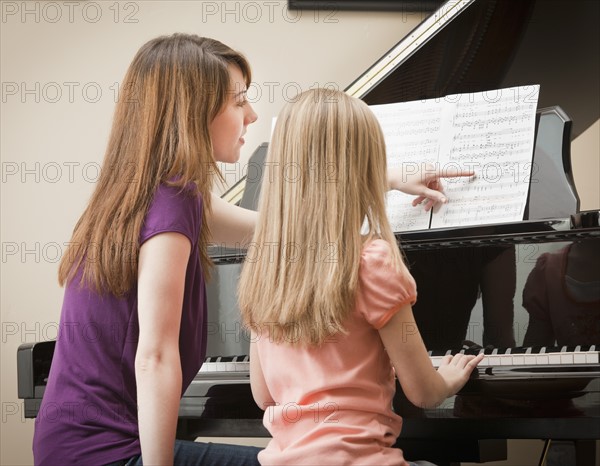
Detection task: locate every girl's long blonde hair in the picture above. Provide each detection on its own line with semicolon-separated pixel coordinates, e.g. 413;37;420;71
58;34;251;295
238;88;402;346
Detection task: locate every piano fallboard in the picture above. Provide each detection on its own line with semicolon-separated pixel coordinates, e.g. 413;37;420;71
176;371;600;440
174;347;600;440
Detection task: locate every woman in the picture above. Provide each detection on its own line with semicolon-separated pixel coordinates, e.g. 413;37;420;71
33;33;260;466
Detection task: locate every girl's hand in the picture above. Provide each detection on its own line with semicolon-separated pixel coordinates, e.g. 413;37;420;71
436;352;484;396
388;163;475;211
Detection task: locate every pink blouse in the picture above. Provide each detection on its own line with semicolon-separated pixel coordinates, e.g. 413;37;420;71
256;239;417;465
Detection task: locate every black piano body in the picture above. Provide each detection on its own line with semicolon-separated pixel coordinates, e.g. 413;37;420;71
17;0;599;464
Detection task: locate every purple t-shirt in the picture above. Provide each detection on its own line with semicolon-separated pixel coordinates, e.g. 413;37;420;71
33;184;206;465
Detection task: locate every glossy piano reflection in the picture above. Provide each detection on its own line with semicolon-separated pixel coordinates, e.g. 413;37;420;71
405;245;516;351
523;239;600;347
403;239;600;352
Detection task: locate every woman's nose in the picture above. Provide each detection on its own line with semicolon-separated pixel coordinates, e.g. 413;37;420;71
246;103;258;125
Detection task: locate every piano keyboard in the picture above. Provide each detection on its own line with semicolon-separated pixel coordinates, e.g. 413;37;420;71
429;345;599;368
198;355;250;376
198;346;599;375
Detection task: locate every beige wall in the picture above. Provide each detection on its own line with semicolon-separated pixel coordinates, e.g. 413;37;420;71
1;1;598;465
572;119;600;211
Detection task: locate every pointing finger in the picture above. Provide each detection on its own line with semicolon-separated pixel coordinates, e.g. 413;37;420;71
435;168;476;179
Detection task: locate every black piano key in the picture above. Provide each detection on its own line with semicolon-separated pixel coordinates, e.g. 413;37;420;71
205;355;249;363
461;340;483;351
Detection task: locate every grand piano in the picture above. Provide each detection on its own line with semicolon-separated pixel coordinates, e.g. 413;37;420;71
17;0;599;465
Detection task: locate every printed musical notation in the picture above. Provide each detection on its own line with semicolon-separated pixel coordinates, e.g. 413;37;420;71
369;85;540;231
371;99;443;231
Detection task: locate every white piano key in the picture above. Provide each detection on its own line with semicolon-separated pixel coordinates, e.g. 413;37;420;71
560;353;574;364
216;362;227;371
523;354;538;365
478;357;491;367
535;355;549;365
548;353;562;364
235;362;250;372
573;352;587;364
500;355;514;365
225;362;238;372
512;355;525;365
200;362;217;372
430;356;443;367
488;356;501;366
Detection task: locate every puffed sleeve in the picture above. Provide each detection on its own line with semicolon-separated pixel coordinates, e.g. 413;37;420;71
357;239;417;329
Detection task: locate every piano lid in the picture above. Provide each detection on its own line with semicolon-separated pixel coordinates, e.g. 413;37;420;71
225;0;598;210
346;0;600;138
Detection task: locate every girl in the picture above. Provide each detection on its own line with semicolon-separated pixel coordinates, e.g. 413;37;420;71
33;34;260;466
238;89;484;466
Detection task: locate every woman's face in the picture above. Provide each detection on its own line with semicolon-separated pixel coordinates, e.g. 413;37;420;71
209;65;258;164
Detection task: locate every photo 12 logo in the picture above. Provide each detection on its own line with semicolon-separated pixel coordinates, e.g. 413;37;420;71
2;81;138;104
200;1;339;24
1;2;140;24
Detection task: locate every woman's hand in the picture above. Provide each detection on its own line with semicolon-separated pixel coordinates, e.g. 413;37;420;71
388;163;475;211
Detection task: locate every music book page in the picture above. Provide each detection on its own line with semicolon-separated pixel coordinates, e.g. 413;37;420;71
369;85;540;232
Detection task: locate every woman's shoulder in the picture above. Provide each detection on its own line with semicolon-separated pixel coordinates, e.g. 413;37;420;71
154;181;202;199
141;182;203;245
150;182;203;211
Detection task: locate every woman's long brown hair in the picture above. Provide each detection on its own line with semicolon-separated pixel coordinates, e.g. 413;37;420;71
58;34;251;296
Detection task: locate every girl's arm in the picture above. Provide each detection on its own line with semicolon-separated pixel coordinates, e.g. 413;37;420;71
136;232;191;466
378;304;483;409
207;193;257;248
249;332;274;410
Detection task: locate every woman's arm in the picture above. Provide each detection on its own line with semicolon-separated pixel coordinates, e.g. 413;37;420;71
387;164;475;211
208;163;472;245
136;232;191;466
378;304;483;408
208;164;472;245
207;193;257;248
249;332;274;410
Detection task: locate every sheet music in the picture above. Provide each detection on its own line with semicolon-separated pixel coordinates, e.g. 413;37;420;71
431;85;539;228
369;85;540;232
370;99;442;231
